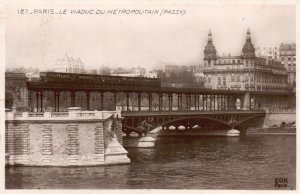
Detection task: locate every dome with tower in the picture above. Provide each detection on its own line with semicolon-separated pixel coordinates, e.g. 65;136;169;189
204;30;217;60
241;28;256;59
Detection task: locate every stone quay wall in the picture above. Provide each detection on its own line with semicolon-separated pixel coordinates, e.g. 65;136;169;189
5;109;130;166
263;110;296;127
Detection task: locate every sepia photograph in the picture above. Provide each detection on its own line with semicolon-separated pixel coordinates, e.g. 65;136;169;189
2;0;297;191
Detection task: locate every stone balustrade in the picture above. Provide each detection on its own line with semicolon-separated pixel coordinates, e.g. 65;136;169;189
6;109;118;121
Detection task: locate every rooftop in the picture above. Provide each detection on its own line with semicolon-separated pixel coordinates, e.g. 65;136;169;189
279;43;296;51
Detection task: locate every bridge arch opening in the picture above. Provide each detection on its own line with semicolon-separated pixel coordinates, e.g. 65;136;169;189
152;93;159;111
159;117;232;132
192;124;199;129
235;114;265;132
116;92;126;111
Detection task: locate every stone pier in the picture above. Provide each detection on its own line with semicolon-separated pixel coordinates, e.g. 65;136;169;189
5;108;130;166
122;127;161;148
123;136;156;148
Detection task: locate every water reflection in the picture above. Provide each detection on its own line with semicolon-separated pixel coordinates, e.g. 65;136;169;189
6;135;296;189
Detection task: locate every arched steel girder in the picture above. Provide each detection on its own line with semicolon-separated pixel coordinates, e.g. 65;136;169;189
122;113;265;134
122;116;233;133
235;114;264;126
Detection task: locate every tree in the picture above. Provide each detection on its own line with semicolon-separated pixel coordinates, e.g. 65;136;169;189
99;66;111;75
88;69;98;74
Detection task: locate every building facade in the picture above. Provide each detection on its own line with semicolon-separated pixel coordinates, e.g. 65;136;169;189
255;46;280;60
53;54;85;73
5;72;29;111
203;29;288;92
157;64;203;88
111;67;146;77
279;43;296;88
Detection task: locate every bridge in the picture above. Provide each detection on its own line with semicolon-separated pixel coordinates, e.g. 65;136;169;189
4;72;294;166
121;110;266;136
23;72;293;136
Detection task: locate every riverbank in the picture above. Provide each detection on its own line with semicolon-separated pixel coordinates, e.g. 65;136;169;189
247;127;296;135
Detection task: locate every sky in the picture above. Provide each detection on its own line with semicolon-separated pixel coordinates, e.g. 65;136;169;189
5;3;296;71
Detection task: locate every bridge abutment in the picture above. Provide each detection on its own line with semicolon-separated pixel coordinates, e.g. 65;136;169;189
263;110;296;128
5;110;130;166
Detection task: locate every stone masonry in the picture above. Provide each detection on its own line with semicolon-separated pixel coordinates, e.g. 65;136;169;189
5;110;130;166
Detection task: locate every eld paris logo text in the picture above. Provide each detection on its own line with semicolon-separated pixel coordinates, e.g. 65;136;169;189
274;178;288;188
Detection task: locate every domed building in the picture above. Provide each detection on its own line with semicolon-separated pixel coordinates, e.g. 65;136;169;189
203;28;288;92
202;29;290;110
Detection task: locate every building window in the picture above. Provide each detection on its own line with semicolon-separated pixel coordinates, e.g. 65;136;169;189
223;76;226;86
218;77;221;85
231;75;235;81
236;75;240;82
245;84;249;90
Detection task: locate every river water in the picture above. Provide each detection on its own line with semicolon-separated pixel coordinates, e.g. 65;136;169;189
6;135;296;189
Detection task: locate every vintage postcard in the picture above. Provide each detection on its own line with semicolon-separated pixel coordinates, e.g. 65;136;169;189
1;0;298;193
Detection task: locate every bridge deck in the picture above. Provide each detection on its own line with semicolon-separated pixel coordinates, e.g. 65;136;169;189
121;110;266;117
27;81;293;96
